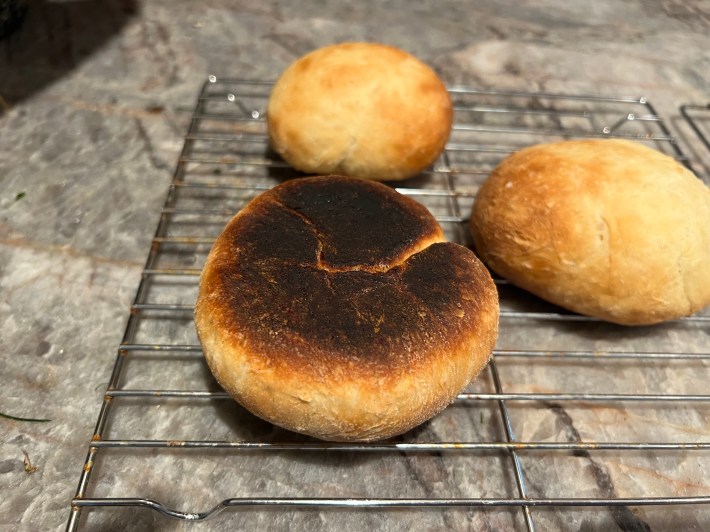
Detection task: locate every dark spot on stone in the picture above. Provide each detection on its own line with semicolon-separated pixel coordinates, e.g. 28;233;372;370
0;459;20;474
504;61;521;76
9;434;30;445
35;340;51;356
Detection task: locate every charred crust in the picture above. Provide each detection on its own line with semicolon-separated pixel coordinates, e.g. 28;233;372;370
200;175;495;378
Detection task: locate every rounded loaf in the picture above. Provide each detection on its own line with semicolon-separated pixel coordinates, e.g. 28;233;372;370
267;42;453;181
195;175;499;441
470;139;710;326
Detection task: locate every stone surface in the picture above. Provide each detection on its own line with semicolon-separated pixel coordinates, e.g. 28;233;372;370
1;1;709;531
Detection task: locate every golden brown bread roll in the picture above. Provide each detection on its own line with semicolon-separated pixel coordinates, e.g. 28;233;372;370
470;139;710;326
195;175;498;441
267;43;453;181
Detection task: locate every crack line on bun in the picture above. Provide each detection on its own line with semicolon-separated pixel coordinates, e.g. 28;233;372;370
269;195;442;274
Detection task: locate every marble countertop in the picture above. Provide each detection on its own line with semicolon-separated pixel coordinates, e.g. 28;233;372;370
1;1;709;530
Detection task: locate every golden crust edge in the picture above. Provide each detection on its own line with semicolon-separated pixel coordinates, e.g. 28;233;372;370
195;281;498;442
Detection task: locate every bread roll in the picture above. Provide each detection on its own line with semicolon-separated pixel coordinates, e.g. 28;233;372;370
267;43;453;181
470;139;710;326
195;175;498;441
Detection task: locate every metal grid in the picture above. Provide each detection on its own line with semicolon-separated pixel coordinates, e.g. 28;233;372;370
67;79;710;531
681;104;710;170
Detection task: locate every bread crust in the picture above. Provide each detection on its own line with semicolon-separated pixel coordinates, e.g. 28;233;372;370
470;139;710;325
196;176;499;441
267;43;453;181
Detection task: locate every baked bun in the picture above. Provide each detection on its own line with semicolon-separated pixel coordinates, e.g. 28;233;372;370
267;43;453;181
470;139;710;326
195;175;498;441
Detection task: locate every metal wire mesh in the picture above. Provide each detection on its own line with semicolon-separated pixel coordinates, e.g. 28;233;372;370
67;79;710;531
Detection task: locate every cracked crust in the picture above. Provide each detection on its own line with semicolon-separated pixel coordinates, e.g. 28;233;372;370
470;139;710;325
267;42;453;181
195;175;499;441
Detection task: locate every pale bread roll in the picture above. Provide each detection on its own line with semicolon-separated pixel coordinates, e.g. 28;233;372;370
470;139;710;326
196;175;499;441
267;43;453;181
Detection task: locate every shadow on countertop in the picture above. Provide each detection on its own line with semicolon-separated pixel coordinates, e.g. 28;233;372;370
0;0;137;113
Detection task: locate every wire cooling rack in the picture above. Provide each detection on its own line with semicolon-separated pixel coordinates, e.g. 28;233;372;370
67;79;710;531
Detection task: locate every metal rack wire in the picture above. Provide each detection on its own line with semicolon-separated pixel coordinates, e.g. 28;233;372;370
681;104;710;159
67;79;710;531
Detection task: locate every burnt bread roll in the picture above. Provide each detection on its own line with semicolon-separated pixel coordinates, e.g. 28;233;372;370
267;42;453;181
470;139;710;326
195;175;499;441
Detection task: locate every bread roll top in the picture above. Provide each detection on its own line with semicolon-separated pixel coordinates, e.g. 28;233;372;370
267;43;453;181
199;176;495;379
196;176;499;441
470;139;710;325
